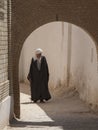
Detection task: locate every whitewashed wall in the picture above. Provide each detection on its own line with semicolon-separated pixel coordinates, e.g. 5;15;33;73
19;22;68;88
70;25;98;106
19;22;98;108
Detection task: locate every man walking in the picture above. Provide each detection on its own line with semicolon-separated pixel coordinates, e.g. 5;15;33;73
28;48;51;103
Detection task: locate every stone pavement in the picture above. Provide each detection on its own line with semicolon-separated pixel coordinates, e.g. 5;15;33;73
4;84;98;130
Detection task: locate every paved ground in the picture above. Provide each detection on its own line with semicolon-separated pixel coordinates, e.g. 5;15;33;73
5;83;98;130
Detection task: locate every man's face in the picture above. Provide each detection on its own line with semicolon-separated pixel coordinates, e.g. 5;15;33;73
36;53;41;59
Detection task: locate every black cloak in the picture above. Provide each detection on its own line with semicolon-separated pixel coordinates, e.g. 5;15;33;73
28;56;51;101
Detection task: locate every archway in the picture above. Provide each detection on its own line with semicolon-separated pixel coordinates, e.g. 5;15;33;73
18;22;98;121
10;0;98;118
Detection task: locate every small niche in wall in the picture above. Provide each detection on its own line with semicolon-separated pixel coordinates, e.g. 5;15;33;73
91;48;93;63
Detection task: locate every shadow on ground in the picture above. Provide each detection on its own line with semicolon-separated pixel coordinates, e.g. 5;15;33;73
9;83;98;130
10;115;98;130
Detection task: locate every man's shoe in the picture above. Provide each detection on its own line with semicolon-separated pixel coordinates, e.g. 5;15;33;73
40;100;45;103
33;100;37;103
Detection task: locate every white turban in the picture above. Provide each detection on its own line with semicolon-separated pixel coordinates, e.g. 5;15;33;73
35;48;43;55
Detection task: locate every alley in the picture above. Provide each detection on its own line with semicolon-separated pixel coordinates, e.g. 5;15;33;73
5;83;98;130
0;1;98;130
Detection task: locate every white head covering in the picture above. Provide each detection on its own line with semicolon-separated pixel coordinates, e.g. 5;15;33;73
35;48;43;55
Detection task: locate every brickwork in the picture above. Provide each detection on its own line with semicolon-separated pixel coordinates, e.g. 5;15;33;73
0;0;9;103
10;0;98;118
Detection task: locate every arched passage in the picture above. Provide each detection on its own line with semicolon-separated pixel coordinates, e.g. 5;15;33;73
10;0;98;118
19;21;98;111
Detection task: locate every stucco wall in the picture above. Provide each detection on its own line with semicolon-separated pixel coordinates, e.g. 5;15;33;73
70;25;98;107
19;22;98;108
0;96;11;129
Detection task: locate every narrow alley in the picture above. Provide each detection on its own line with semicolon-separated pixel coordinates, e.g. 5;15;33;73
0;1;98;130
5;83;98;130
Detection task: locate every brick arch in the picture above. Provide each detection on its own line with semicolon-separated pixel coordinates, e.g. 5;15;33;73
10;0;98;118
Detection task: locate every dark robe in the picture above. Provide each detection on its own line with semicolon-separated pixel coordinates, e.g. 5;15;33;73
28;56;51;101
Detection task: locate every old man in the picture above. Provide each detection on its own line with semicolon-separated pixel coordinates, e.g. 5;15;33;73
28;48;51;103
